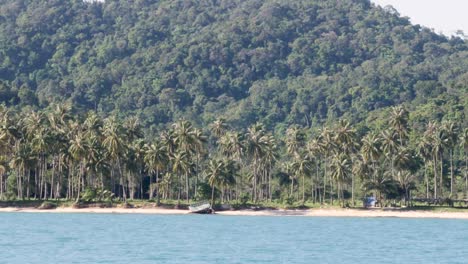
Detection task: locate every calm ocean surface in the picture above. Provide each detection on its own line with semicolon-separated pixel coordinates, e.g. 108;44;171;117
0;213;467;264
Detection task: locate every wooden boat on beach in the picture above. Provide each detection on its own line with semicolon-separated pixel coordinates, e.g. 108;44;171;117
189;201;213;214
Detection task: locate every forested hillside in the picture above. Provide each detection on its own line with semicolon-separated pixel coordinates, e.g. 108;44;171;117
0;0;466;132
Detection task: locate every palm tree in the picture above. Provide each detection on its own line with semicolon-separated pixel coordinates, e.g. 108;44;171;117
460;128;468;198
219;131;244;199
68;131;88;202
307;138;322;204
362;169;397;207
389;105;409;146
395;170;415;206
206;159;224;206
286;126;306;159
417;136;433;198
317;126;336;203
381;130;398;179
210;118;228;139
442;121;458;197
172;150;191;205
361;133;382;182
245;123;270;202
291;154;313;204
330;153;351;207
9;141;35;199
102;117;127;200
334;119;357;204
144;141;168;204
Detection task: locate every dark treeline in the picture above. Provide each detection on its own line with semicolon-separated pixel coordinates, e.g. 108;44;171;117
0;104;466;206
0;0;466;131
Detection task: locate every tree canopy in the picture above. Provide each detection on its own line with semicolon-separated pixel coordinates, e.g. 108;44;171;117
0;0;465;132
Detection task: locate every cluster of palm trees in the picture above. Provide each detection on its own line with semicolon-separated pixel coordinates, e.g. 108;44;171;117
0;104;466;207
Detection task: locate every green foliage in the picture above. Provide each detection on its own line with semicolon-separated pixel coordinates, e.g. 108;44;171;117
80;187;115;203
0;0;465;131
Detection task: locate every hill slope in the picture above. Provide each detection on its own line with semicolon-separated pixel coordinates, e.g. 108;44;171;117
0;0;466;130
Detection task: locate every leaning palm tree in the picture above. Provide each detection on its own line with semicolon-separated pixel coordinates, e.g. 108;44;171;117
206;159;225;206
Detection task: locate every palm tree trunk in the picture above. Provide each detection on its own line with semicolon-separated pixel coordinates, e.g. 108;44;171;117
185;171;189;204
156;168;160;206
211;184;215;207
302;173;305;204
450;149;454;197
433;155;438;199
439;151;443;197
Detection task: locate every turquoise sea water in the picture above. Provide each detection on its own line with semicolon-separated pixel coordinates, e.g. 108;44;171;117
0;213;467;264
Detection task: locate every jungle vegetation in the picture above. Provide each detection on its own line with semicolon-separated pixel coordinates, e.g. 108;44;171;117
0;0;466;206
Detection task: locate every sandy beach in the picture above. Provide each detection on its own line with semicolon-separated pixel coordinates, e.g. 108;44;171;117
1;206;468;219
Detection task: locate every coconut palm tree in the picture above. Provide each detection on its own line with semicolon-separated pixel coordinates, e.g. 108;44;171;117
68;131;88;202
442;121;459;197
381;130;398;179
102;117;127;200
307;138;322;203
206;159;224;206
417;136;433;198
144;141;168;204
210;118;228;139
317;126;336;203
460;128;468;198
291;154;313;204
334;119;357;204
172;150;191;205
245;123;268;202
389;105;409;146
219;131;244;198
395;170;415;206
286;126;306;159
330;153;351;207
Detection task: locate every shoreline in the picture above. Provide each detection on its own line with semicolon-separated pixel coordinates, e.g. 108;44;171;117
1;207;468;219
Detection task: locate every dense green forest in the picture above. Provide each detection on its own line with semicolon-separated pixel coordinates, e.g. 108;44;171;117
0;0;466;205
0;0;466;132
